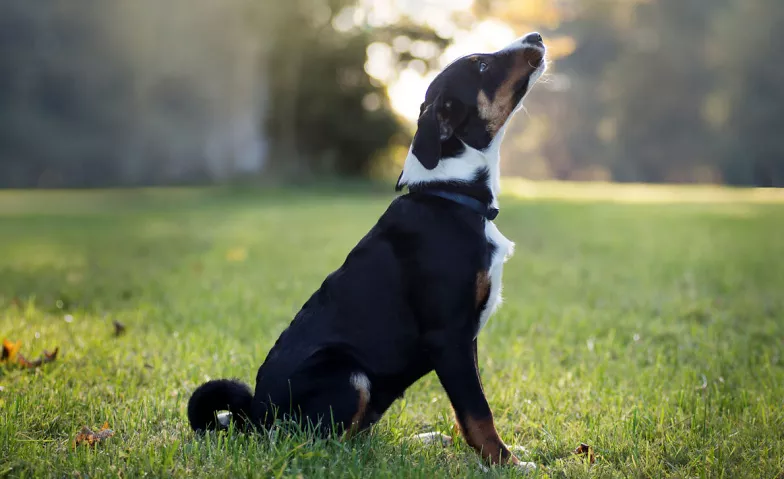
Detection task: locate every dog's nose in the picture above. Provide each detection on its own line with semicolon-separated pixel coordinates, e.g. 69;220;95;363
524;32;543;45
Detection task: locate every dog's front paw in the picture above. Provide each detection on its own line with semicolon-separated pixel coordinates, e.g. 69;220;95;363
475;457;537;474
509;445;536;474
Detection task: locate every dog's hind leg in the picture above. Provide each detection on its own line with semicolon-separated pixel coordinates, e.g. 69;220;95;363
341;372;374;439
289;368;376;438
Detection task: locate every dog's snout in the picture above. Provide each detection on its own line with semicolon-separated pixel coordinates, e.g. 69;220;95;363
523;32;543;45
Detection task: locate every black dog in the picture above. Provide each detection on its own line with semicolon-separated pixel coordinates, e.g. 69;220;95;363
188;32;547;469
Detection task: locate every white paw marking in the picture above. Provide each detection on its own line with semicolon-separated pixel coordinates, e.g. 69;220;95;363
516;461;537;474
510;445;536;473
509;445;531;457
411;431;453;446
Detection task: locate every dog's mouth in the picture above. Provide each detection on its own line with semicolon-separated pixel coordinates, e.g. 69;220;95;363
528;50;545;68
521;44;546;71
500;32;546;65
520;41;547;87
508;44;546;95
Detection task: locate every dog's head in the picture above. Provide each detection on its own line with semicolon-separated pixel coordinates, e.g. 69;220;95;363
406;32;547;172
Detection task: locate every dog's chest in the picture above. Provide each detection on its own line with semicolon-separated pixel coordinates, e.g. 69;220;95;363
476;221;514;337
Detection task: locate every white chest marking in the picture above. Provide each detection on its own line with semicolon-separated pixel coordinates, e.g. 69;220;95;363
476;221;514;337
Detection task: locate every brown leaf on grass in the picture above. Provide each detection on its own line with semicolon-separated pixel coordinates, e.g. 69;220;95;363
573;443;596;465
3;339;59;368
17;347;59;368
112;320;126;337
74;422;115;447
2;338;22;363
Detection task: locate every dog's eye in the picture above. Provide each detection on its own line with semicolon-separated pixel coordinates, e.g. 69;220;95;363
478;62;488;73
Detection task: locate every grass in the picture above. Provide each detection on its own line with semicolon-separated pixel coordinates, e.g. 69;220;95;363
1;182;783;478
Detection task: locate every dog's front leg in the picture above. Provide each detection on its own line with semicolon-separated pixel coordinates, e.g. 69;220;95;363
428;335;519;466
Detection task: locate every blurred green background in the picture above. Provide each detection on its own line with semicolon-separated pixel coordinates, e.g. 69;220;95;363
2;0;782;188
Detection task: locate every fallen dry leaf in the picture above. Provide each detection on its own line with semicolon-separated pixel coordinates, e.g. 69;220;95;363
112;320;126;337
17;347;59;368
573;442;596;465
3;339;59;369
2;338;22;363
74;422;115;447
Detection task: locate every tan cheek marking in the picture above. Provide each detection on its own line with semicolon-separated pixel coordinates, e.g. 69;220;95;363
477;58;537;135
458;415;519;465
477;90;512;136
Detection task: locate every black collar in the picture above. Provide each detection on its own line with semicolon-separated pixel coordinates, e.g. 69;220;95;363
415;189;499;220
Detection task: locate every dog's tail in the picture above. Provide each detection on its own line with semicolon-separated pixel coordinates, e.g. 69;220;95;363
187;379;254;432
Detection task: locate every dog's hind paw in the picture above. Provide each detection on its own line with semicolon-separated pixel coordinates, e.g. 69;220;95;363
411;431;453;446
509;445;530;456
475;459;536;474
515;461;537;474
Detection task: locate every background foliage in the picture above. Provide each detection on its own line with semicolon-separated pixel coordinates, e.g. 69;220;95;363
0;0;782;187
482;0;784;186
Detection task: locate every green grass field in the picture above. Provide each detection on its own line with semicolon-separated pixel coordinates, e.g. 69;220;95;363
1;183;783;478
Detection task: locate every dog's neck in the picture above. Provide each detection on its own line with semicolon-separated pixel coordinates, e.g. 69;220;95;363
396;124;508;211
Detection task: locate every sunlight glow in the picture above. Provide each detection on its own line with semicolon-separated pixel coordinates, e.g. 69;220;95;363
380;15;518;121
388;68;438;121
441;20;517;65
365;42;396;84
361;1;525;120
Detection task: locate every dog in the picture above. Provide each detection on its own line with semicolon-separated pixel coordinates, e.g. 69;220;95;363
188;32;547;470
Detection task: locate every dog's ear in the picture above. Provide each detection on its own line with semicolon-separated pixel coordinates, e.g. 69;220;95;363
411;103;442;170
411;97;467;170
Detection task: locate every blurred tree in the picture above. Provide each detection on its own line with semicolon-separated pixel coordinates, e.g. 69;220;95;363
0;0;448;186
602;0;731;183
261;1;448;178
0;0;271;187
3;0;782;187
0;0;133;187
475;0;783;186
711;0;784;186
